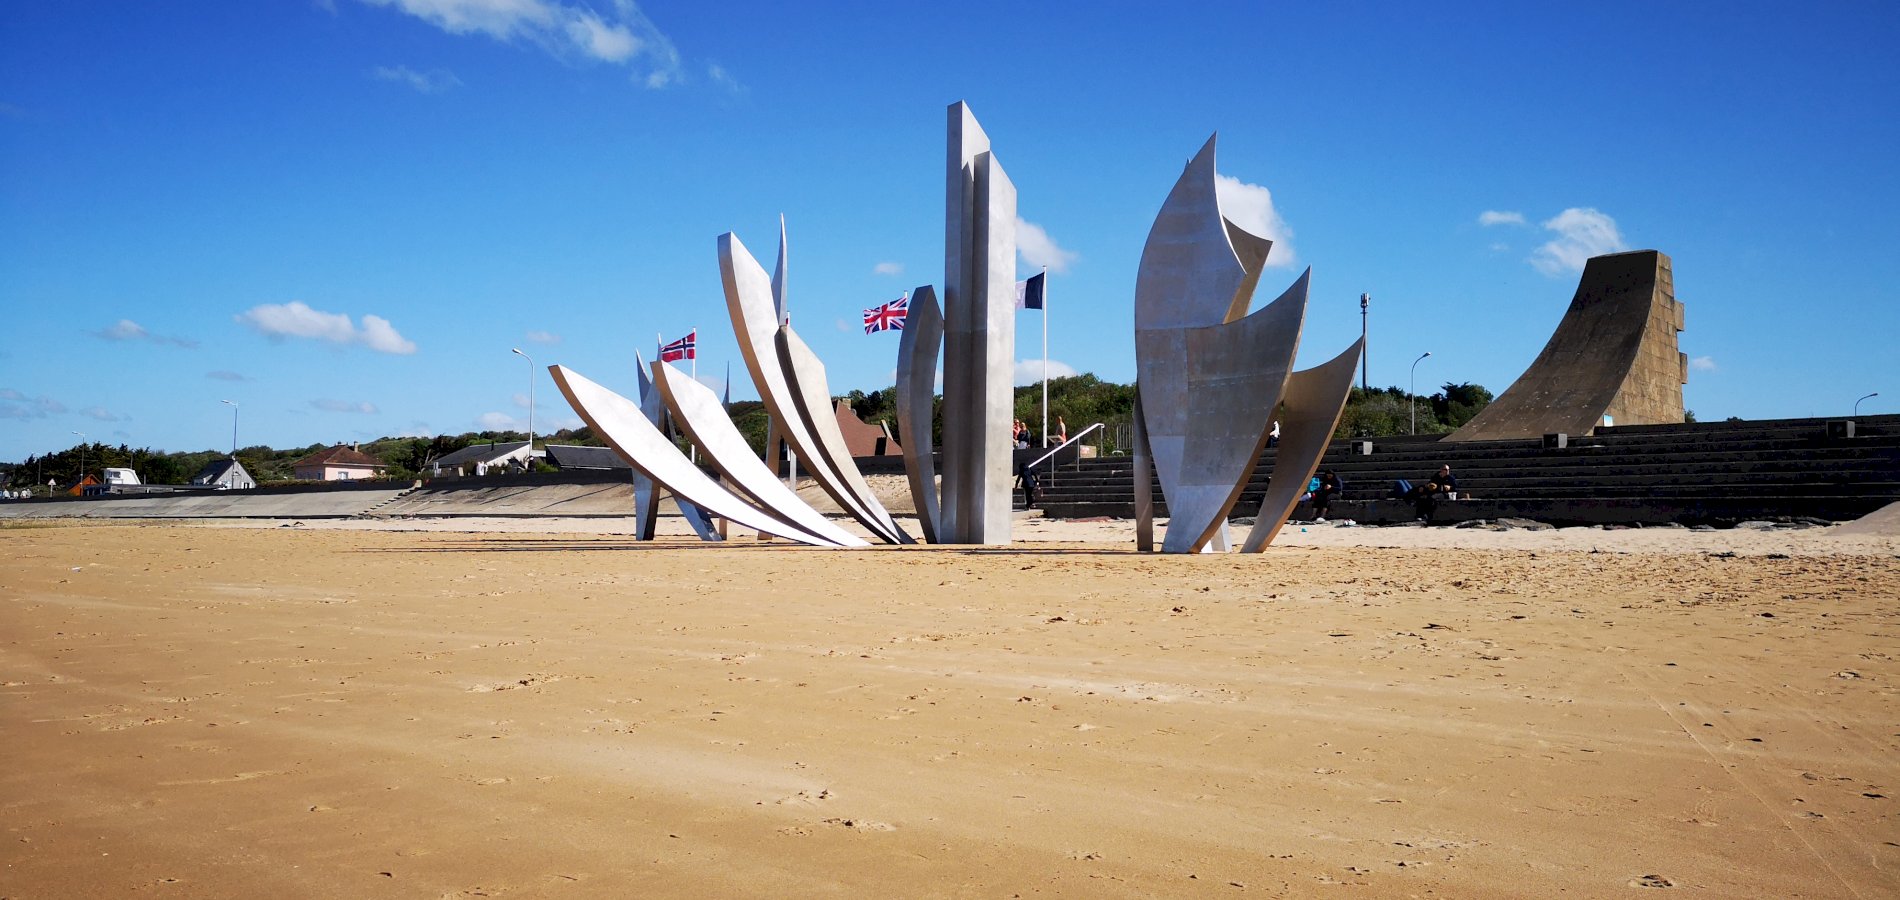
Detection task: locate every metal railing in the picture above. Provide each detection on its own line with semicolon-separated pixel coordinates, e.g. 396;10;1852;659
1027;422;1104;486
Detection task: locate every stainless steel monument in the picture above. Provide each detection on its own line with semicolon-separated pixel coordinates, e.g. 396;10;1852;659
1131;135;1361;553
933;101;1018;545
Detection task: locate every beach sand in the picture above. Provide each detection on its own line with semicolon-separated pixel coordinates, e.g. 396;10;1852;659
3;517;1896;897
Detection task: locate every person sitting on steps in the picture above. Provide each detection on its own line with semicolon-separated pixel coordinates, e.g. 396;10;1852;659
1310;470;1342;522
1408;464;1458;523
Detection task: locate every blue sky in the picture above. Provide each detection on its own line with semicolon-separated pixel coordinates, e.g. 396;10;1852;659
4;1;1897;461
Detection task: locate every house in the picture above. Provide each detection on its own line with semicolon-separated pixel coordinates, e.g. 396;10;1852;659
542;444;630;472
834;400;900;457
427;440;533;477
292;444;387;481
193;457;256;490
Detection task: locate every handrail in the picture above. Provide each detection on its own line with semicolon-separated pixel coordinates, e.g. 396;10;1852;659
1028;422;1104;470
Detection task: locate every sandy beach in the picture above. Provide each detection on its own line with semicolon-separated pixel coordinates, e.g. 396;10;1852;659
3;517;1896;897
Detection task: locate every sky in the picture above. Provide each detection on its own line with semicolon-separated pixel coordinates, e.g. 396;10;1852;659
3;1;1898;462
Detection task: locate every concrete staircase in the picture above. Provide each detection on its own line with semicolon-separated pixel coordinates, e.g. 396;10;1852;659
1034;415;1900;526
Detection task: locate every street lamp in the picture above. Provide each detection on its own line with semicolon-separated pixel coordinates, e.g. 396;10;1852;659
1359;293;1370;393
221;399;239;457
71;431;85;490
1855;392;1879;417
511;347;535;453
1409;351;1432;434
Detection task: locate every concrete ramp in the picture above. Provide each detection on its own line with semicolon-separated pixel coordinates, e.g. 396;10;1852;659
374;481;636;517
0;487;408;519
1834;501;1900;536
1449;250;1685;441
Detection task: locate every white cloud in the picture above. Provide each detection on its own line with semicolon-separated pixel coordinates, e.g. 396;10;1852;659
358;0;683;87
1214;174;1297;268
311;398;379;414
1013;358;1078;386
396;423;435;438
0;388;66;419
1478;210;1527;227
512;392;531;408
872;261;904;277
1530;208;1628;276
358;314;418;354
834;317;853;333
478;410;579;432
525;329;561;344
207;370;250;382
706;61;741;92
81;406;123;422
1016;218;1079;274
373;64;461;93
237;301;417;354
92;318;197;347
1690;355;1717;372
477;411;523;431
1488;242;1510;252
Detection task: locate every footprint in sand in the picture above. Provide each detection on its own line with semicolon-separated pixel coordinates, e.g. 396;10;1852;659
820;817;894;831
1630;874;1675;888
473;777;512;786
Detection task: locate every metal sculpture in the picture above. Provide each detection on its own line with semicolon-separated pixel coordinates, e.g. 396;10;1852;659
895;286;944;543
630;349;718;541
1131;135;1361;553
550;365;856;547
1240;339;1363;552
937;101;1018;545
651;360;867;547
718;231;911;544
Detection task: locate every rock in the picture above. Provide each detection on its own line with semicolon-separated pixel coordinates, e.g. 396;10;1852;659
1453;519;1491;529
1494;517;1554;531
1735;520;1779;530
1795;516;1834;526
1690;524;1716;531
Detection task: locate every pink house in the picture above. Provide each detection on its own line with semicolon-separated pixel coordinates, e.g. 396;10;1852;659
291;445;387;481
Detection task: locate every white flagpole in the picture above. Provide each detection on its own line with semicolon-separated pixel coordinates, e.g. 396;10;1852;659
1040;266;1049;448
689;327;698;463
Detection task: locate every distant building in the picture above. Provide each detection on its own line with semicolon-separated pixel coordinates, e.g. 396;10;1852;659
193;457;256;490
834;400;900;457
292;444;387;481
542;444;630;472
428;440;533;477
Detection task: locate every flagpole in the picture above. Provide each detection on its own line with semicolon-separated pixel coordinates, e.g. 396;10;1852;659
1040;266;1049;448
688;327;698;463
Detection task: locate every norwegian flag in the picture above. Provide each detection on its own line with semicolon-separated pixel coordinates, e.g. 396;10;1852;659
659;330;696;362
863;294;908;334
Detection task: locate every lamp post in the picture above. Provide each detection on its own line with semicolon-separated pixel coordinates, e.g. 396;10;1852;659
1359;293;1370;394
220;399;239;457
511;348;535;454
1409;352;1432;434
71;431;85;490
1855;392;1879;417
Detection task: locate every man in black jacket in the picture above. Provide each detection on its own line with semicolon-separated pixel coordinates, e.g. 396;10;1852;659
1409;464;1457;522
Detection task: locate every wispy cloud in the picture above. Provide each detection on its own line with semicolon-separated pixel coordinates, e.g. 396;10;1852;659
310;398;379;414
0;388;67;419
373;64;461;93
92;318;198;348
1016;218;1078;274
1478;210;1527;227
1014;358;1079;386
207;370;251;382
1215;174;1297;268
706;61;742;93
80;406;124;422
237;301;418;354
524;329;562;344
477;410;581;432
872;261;904;277
1531;208;1628;276
358;0;684;88
1690;355;1717;372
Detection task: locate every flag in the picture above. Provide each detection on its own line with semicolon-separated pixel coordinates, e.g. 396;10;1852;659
1015;272;1045;310
863;294;908;334
659;330;696;362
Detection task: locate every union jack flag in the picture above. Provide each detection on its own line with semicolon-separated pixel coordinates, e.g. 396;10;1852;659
659;330;696;362
863;294;908;334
